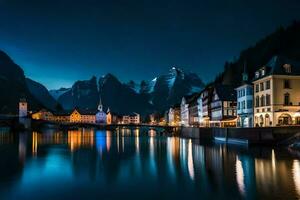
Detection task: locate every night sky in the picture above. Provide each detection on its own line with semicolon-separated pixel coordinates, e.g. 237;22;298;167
1;0;300;89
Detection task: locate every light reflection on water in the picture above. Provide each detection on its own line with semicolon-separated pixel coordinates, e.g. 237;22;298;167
0;128;299;199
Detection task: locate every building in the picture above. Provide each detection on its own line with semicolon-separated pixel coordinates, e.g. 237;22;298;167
70;109;96;123
236;63;254;127
122;113;140;124
32;109;54;121
201;85;213;127
106;108;120;124
96;97;106;124
188;94;201;126
180;95;191;126
168;104;180;126
19;98;28;117
210;84;237;127
253;56;300;127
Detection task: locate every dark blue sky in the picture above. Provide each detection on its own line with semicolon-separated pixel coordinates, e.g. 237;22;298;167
1;0;300;89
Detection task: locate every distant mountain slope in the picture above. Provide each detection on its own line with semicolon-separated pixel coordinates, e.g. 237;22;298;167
49;88;71;100
57;76;99;110
149;67;205;111
55;67;204;115
216;21;300;86
0;50;41;114
25;78;59;111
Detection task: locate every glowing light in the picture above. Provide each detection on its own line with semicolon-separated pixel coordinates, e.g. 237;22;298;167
32;132;38;156
187;139;194;180
293;160;300;198
236;156;245;196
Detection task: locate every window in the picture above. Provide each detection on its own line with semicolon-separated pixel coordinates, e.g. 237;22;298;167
261;69;265;76
260;82;264;91
255;72;259;78
247;87;253;95
242;101;245;109
266;94;271;106
238;102;240;110
260;95;265;107
284;93;290;106
247;100;253;109
255;84;259;93
284;80;290;89
283;64;292;73
266;80;270;89
255;96;259;107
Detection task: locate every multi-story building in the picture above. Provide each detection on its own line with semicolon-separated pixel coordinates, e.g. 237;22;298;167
32;109;54;121
70;109;96;124
168;104;181;126
122;113;140;124
253;56;300;127
236;64;254;127
201;86;213;127
210;84;237;127
180;95;193;126
188;94;201;126
106;108;119;124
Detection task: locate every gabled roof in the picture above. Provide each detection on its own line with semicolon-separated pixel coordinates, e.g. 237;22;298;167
71;108;98;115
214;84;236;101
253;56;300;81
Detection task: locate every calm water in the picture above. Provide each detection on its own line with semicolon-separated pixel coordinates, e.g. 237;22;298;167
0;128;300;200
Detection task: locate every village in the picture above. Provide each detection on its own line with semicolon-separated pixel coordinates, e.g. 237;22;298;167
19;55;300;129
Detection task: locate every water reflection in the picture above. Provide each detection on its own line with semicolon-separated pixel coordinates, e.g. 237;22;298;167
0;128;299;199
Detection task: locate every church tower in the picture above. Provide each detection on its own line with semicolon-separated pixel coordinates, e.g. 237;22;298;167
98;96;103;112
242;61;249;82
19;98;28;117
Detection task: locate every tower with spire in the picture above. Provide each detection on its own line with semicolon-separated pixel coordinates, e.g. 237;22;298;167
98;95;103;112
242;61;249;82
235;60;254;128
96;95;106;124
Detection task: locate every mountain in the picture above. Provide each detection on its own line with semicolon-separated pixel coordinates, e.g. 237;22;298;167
25;78;59;111
216;21;300;86
99;73;152;115
57;76;99;110
49;88;71;100
0;50;41;114
149;67;205;111
55;68;204;115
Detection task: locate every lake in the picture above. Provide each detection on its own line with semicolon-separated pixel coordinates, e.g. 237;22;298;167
0;127;299;200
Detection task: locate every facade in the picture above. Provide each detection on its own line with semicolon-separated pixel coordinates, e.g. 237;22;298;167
168;105;180;126
122;113;140;124
180;96;190;126
236;65;254;127
197;93;204;126
253;56;300;127
201;86;213;127
19;98;28;117
32;109;54;121
70;109;96;123
188;94;200;126
210;85;237;127
106;108;119;124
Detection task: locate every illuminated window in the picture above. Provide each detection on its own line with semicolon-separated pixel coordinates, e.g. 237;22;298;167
283;64;292;73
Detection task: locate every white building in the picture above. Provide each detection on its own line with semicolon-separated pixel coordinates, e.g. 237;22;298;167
122;113;140;124
19;98;28;117
253;56;300;127
197;93;204;126
236;64;254;127
180;96;191;126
